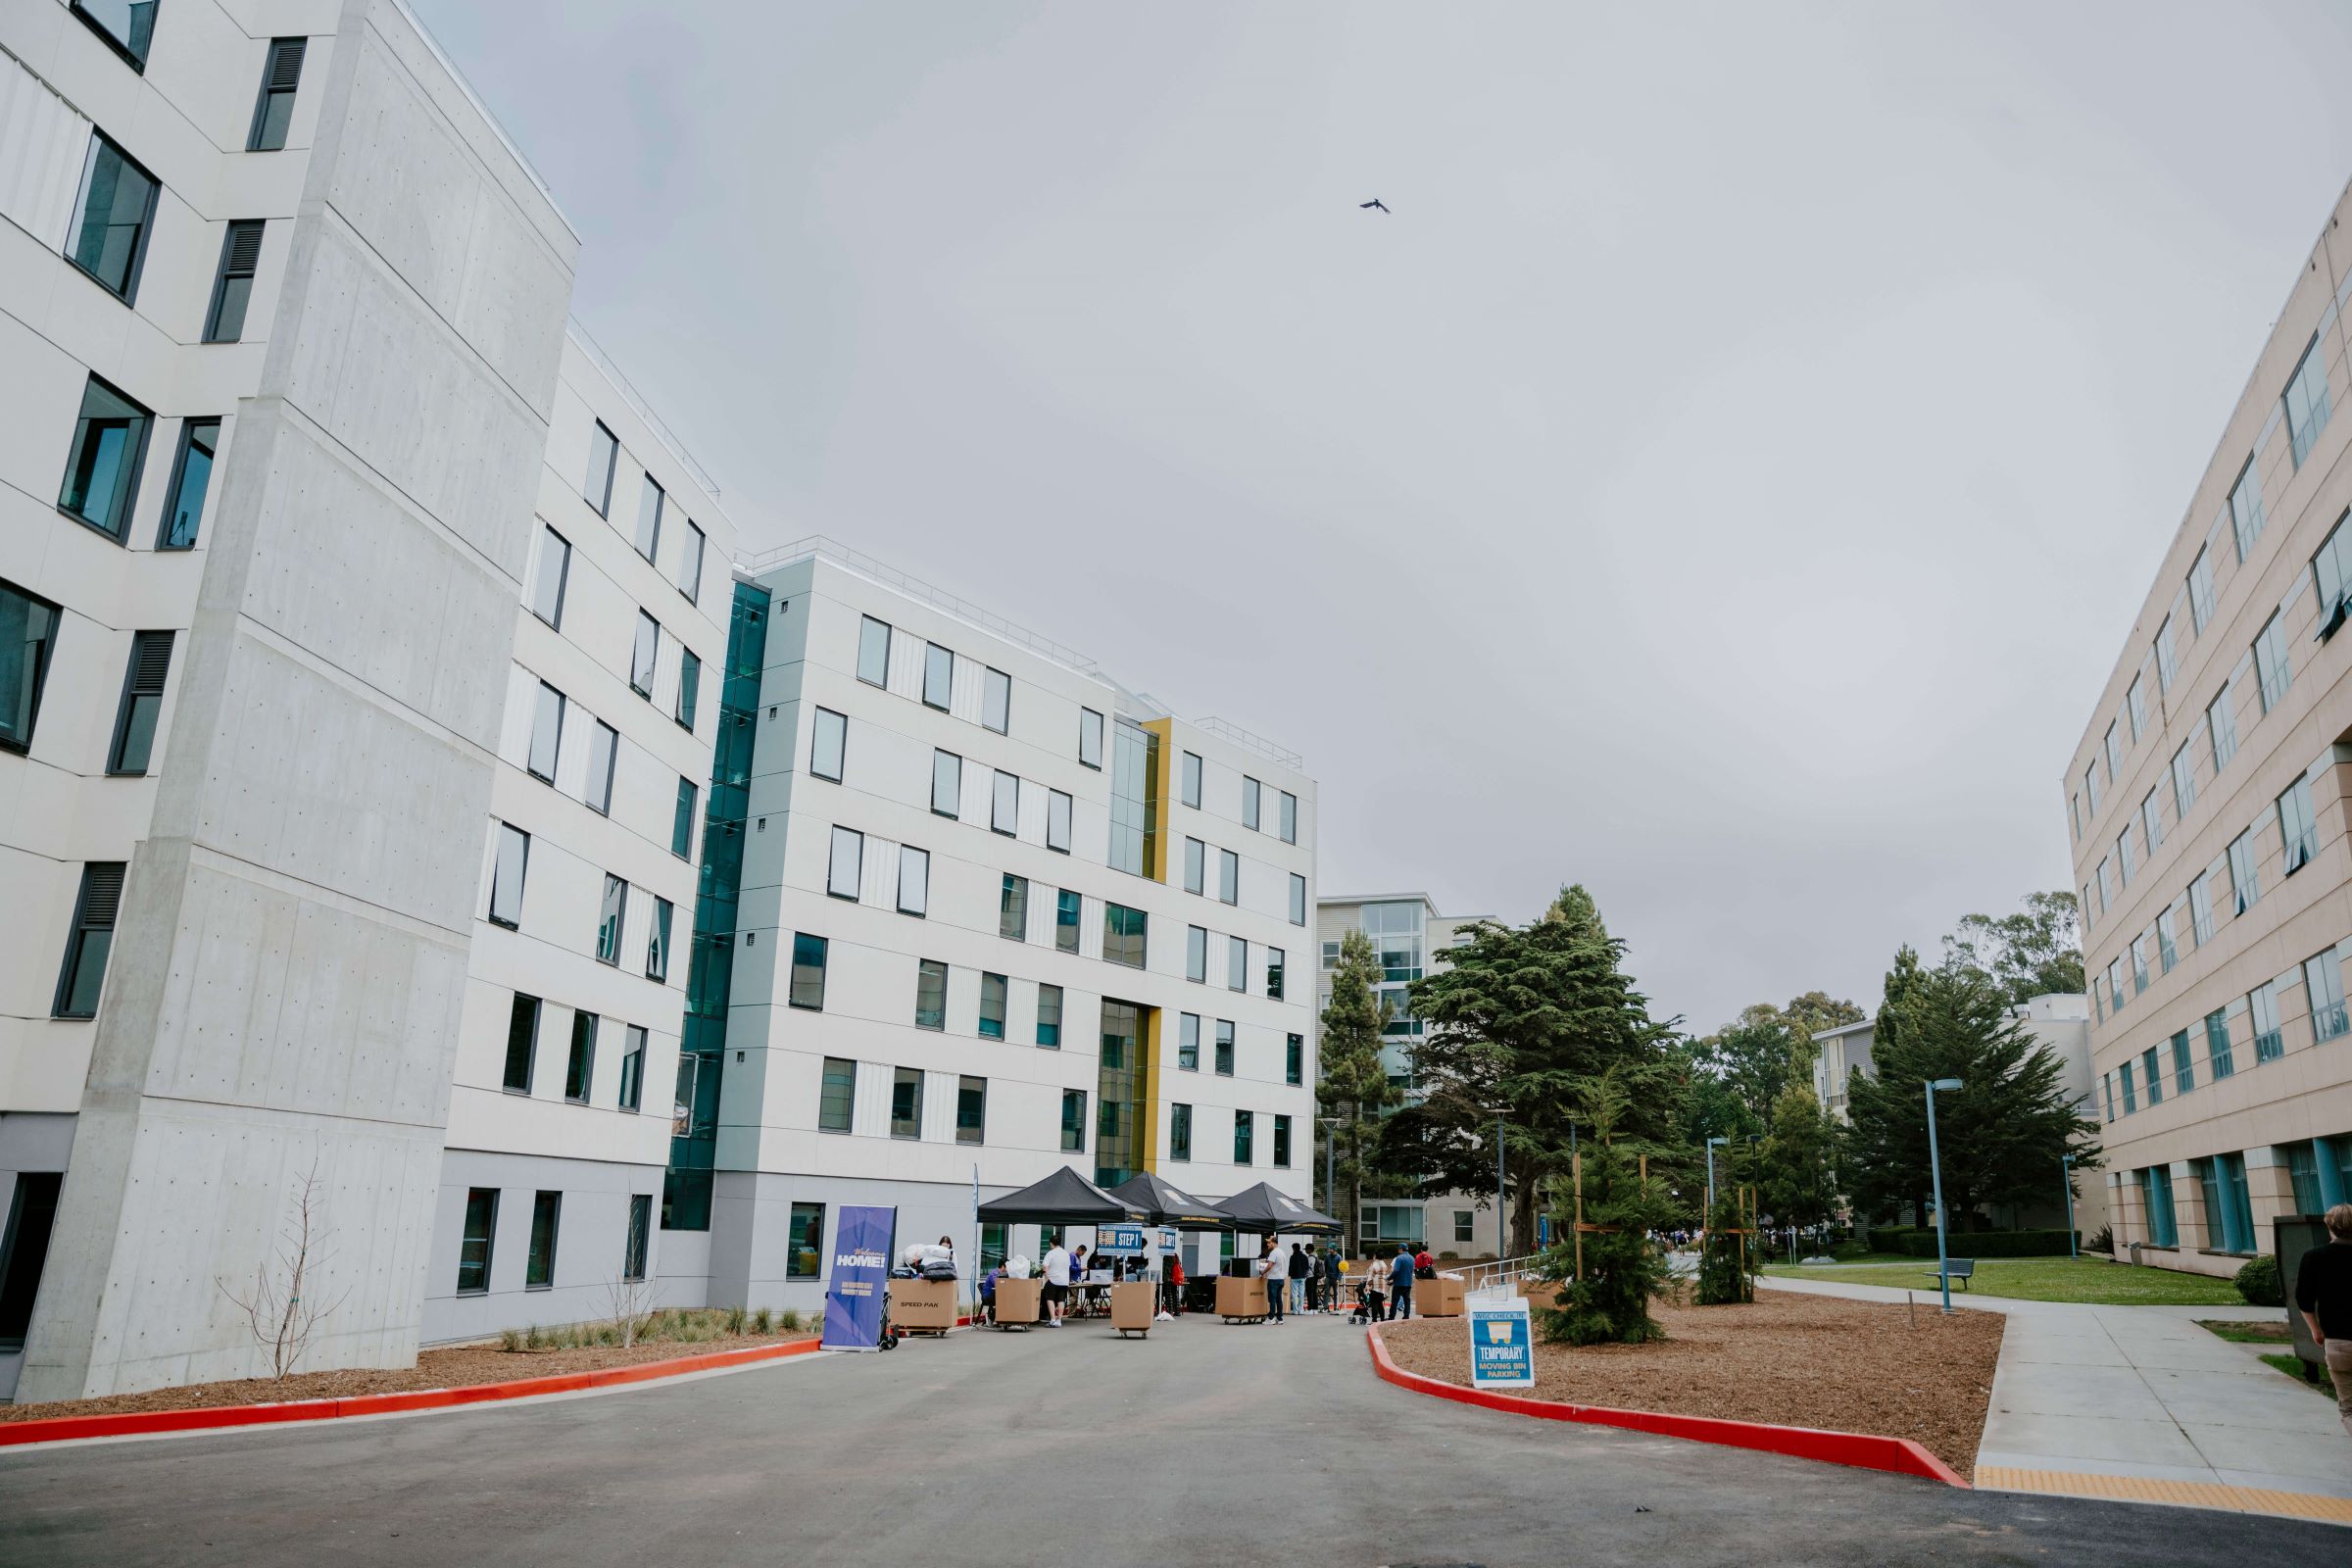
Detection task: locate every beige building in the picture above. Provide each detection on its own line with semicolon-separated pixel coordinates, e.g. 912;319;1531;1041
2069;175;2352;1277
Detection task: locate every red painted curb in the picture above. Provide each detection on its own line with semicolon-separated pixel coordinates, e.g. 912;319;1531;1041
1364;1326;1969;1488
0;1336;826;1449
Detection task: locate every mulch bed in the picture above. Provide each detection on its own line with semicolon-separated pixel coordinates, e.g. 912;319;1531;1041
1378;1292;2002;1474
0;1332;818;1424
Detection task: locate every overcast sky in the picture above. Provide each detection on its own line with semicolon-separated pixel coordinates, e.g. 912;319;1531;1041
415;0;2352;1034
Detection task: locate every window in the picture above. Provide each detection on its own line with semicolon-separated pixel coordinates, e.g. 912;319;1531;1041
1243;777;1261;830
1280;791;1298;844
819;1057;856;1131
2138;789;2162;858
528;526;571;627
1289;873;1307;926
1184;838;1205;894
1181;751;1202;807
2319;513;2352;634
2155;613;2178;694
1215;1019;1235;1076
2255;613;2291;713
158;416;219;549
2251;979;2283;1063
1000;874;1028;940
787;1203;825;1278
0;581;62;758
202;220;264;343
584;720;616;814
1218;848;1239;905
891;1067;924;1139
2229;456;2265;561
58;374;153;541
51;861;125;1019
2171;1029;2193;1096
2119;1059;2135;1114
1273;1114;1293;1167
1047;790;1072;854
1055;889;1080;953
956;1077;988;1145
2094;858;2111;915
1178;1012;1200;1071
2307;950;2348;1043
68;134;158;303
489;823;529;927
2116;827;2134;887
2188;546;2217;633
1061;1090;1087;1152
2141;1046;2162;1106
72;1;156;69
913;959;947;1030
978;968;1006;1044
2170;742;2195;821
623;1194;652;1282
2071;794;2082;844
1171;1102;1193;1161
2156;906;2179;973
525;1192;561;1290
1228;935;1248;992
1234;1109;1254;1165
932;750;961;816
597;875;626;965
992;770;1018;836
2190;871;2217;945
2284;332;2331;467
982;667;1010;733
1268;948;1286;1000
633;475;665;564
583;422;617;515
790;934;827;1008
1079;708;1104;769
810;707;847;781
668;777;699;859
2102;724;2122;787
2227;830;2259;914
1037;983;1062;1048
1286;1033;1302;1086
1108;718;1156;875
240;35;309;150
923;643;953;710
2207;686;2236;773
631;612;659;699
828;826;863;900
525;682;564;783
619;1026;646;1111
675;649;701;731
2081;882;2095;932
105;630;172;776
2084;760;2103;818
676;519;705;604
2144;1167;2178;1250
2101;1073;2113;1122
898;846;930;916
503;993;540;1093
2104;957;2124;1016
1103;903;1147;967
456;1189;497;1295
2127;674;2147;742
2279;776;2318;875
1187;925;1207;982
646;899;671;981
858;616;892;687
564;1011;597;1103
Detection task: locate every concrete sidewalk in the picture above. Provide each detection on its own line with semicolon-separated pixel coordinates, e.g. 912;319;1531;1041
1761;1274;2352;1524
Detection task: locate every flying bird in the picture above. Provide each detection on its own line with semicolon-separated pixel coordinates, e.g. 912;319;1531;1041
1359;199;1389;214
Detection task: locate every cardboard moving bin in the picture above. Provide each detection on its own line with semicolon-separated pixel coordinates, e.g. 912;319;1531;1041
1215;1276;1268;1322
1413;1277;1466;1317
890;1277;957;1335
993;1276;1042;1328
1109;1281;1156;1338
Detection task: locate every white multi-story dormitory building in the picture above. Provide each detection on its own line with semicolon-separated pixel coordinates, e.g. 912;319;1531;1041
0;0;1320;1402
2070;171;2352;1278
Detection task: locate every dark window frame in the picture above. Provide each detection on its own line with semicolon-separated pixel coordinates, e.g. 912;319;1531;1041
65;131;159;304
503;992;540;1094
57;371;155;543
564;1010;597;1104
71;2;156;72
622;1193;652;1281
584;421;618;516
52;861;125;1020
0;578;63;757
246;36;308;152
202;220;265;343
105;629;173;776
456;1187;498;1296
156;416;220;550
524;1191;561;1291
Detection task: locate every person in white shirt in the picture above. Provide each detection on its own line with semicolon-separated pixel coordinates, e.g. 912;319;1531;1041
1256;1237;1287;1321
1041;1238;1072;1326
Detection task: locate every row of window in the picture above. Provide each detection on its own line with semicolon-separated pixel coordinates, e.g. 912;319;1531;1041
455;1187;652;1297
69;5;307;156
920;748;1073;849
488;821;675;981
2101;942;2347;1122
1184;924;1288;999
0;586;175;775
525;677;701;856
500;993;651;1110
1183;749;1299;844
527;527;702;734
54;377;220;550
67;116;275;337
578;425;707;606
2093;769;2320;1019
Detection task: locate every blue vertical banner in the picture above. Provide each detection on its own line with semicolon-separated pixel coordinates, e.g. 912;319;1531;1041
822;1203;898;1350
1467;1295;1535;1390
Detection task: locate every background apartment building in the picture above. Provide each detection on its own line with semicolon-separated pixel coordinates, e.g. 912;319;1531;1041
2070;173;2352;1276
1315;892;1502;1257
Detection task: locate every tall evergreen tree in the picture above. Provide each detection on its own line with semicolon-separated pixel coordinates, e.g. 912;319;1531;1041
1530;1068;1677;1345
1317;927;1398;1244
1758;1081;1838;1241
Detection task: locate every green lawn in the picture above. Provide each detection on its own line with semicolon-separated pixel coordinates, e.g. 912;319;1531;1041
1760;1255;2247;1306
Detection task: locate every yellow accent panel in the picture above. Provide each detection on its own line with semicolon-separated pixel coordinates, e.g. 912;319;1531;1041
1142;717;1172;882
1140;1005;1162;1171
1973;1466;2352;1525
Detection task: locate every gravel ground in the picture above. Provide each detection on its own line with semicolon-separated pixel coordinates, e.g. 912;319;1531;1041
1379;1292;2002;1474
0;1332;817;1424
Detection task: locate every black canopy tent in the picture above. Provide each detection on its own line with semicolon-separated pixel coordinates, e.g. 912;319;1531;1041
1106;1172;1231;1229
1214;1181;1344;1236
974;1165;1144;1226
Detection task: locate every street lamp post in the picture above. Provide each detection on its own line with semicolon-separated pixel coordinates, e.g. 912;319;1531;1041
1705;1136;1729;1215
1926;1078;1964;1313
2061;1153;2078;1260
1485;1105;1509;1259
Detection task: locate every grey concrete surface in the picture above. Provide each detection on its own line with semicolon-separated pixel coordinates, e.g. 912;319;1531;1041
1;1311;2343;1566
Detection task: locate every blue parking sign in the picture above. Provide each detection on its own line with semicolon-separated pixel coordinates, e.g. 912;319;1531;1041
1466;1296;1535;1391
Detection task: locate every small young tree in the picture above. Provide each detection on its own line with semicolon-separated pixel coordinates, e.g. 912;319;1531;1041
1530;1069;1677;1345
1318;927;1399;1248
1694;1180;1755;1305
607;1274;655;1348
217;1159;349;1380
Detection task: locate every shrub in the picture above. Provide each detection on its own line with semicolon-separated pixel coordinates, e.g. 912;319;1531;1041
2087;1226;2114;1256
753;1306;773;1335
499;1327;523;1352
2234;1254;2282;1307
779;1308;805;1334
725;1303;748;1336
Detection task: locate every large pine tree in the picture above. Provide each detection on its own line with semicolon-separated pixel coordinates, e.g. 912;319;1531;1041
1317;927;1399;1244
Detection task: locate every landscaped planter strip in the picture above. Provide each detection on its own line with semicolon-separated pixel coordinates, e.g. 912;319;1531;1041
1364;1325;1968;1488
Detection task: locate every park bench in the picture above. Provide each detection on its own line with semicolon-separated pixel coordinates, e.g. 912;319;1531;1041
1923;1258;1975;1291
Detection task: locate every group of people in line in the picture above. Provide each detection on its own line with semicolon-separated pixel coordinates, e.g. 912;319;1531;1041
1258;1238;1443;1323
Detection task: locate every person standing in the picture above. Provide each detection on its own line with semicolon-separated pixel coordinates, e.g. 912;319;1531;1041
1304;1243;1324;1312
1041;1234;1072;1327
2295;1201;2352;1438
1389;1243;1417;1320
1165;1252;1187;1317
1288;1242;1311;1315
1258;1237;1287;1320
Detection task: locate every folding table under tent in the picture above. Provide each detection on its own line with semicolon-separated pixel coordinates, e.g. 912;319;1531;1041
1105;1172;1232;1228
